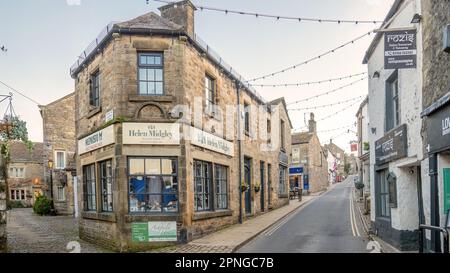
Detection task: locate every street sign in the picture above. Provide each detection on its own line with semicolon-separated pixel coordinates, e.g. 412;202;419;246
384;29;417;69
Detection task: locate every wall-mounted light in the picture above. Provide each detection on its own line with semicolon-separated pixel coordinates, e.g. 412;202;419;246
411;14;422;24
371;127;377;134
372;71;380;79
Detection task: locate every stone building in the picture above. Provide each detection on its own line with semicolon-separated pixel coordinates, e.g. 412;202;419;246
363;0;424;251
6;141;44;207
419;0;450;253
290;113;328;193
70;0;292;251
0;178;5;252
39;93;77;215
323;140;346;182
356;96;370;195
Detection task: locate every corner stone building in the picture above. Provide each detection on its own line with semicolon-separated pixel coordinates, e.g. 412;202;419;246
39;93;77;215
71;0;292;251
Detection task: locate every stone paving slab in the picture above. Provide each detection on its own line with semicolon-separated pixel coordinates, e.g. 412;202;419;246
6;208;110;253
150;193;322;253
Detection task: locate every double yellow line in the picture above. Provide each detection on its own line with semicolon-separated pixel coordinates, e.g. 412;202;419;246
349;189;360;237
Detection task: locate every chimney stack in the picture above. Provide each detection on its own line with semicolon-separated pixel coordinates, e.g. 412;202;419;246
308;112;316;133
159;0;196;37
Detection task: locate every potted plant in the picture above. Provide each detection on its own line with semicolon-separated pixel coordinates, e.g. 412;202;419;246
240;182;248;192
254;183;261;193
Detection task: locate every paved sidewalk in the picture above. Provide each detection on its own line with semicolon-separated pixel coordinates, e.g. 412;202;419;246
352;190;401;253
150;192;323;253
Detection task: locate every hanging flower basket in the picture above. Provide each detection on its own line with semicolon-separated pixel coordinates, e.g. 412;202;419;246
240;183;248;192
254;184;261;193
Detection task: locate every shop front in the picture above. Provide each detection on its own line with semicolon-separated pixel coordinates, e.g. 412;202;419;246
372;124;420;250
422;93;450;252
77;122;238;251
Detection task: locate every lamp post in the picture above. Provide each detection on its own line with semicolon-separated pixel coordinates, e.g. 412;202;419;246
48;159;54;199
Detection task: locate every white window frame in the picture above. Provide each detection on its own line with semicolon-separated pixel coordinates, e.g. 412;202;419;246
9;167;25;178
54;150;66;170
57;186;66;202
10;188;26;201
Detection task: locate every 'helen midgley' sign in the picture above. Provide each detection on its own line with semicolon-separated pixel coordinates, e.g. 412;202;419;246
78;125;115;155
384;29;417;69
123;123;180;145
375;124;408;165
190;127;234;156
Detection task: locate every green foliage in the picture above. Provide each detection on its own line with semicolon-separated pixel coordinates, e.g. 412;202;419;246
0;115;34;160
344;163;351;175
7;200;26;209
33;195;54;216
363;142;370;151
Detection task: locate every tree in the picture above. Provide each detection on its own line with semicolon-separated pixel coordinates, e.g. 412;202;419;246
0;115;34;198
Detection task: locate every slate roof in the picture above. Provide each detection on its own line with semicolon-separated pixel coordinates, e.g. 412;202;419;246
115;11;183;31
9;141;44;164
292;132;313;145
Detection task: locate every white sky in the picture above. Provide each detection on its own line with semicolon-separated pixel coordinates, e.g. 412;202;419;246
0;0;395;152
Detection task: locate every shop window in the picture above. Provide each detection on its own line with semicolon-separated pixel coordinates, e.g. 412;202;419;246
138;53;164;95
215;164;228;210
83;164;96;211
90;70;100;107
279;166;287;196
128;158;178;213
194;160;212;212
100;160;113;212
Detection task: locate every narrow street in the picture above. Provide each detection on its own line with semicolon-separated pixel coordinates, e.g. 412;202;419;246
238;176;370;253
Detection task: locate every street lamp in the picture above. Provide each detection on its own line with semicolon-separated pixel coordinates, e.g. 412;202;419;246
48;159;54;199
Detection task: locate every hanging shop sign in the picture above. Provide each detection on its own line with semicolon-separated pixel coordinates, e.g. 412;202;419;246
78;125;115;155
384;29;417;69
279;151;288;166
190;127;234;156
375;124;407;165
123;123;180;145
426;104;450;153
131;221;177;242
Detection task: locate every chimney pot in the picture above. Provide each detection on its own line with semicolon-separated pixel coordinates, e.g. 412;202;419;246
159;0;196;37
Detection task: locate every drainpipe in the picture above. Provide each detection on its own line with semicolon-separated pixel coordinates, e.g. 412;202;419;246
236;81;243;224
429;154;441;252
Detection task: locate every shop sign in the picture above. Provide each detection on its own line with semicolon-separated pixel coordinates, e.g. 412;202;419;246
289;167;303;175
78;125;115;155
426;105;450;153
105;109;114;123
375;124;407;165
190;127;234;156
384;29;417;69
131;221;177;242
303;174;309;190
123;123;180;145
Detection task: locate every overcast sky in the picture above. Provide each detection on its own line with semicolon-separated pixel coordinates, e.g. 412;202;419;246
0;0;394;151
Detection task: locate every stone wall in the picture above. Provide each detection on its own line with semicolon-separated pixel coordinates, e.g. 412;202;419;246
40;93;76;215
0;179;6;252
307;135;329;193
421;0;450;153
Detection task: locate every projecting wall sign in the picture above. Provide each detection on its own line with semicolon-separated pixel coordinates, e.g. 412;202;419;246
384;29;417;69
